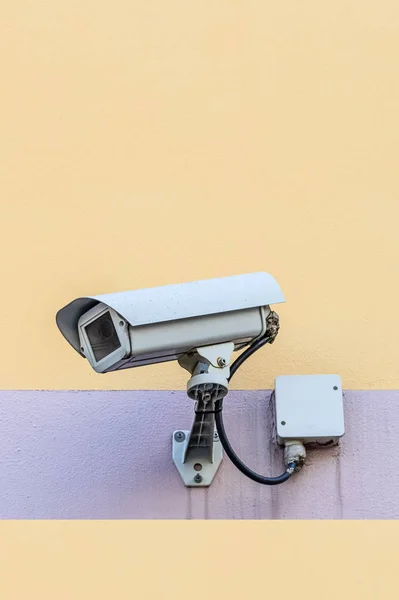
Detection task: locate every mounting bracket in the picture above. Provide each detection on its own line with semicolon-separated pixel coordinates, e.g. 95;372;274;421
172;342;233;487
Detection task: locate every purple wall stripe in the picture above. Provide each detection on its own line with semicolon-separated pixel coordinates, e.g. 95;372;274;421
0;390;398;519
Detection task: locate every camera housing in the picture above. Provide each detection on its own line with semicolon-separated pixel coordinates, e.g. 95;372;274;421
56;272;345;489
56;272;285;374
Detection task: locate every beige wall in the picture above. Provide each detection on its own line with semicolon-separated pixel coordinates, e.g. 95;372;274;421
0;522;397;599
1;1;398;391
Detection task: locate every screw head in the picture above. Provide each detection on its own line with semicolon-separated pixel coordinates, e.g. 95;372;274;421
194;473;203;484
213;431;219;439
174;431;186;442
217;357;227;368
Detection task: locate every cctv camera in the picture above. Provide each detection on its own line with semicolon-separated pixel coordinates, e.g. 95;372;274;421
56;272;284;375
56;273;344;489
56;272;292;488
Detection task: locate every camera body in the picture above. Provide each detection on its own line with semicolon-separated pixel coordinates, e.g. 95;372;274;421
56;272;284;374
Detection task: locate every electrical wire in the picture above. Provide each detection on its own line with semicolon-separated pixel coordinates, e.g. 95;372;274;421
214;332;297;485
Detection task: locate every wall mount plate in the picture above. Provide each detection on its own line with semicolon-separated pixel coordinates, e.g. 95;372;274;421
172;430;223;487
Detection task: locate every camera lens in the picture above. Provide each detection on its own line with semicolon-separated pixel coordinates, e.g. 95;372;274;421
85;311;121;362
97;320;114;340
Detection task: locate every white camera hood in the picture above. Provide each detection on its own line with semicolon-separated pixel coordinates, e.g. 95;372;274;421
56;272;284;357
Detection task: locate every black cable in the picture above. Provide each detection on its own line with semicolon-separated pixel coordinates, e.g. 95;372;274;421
215;332;296;485
228;332;273;382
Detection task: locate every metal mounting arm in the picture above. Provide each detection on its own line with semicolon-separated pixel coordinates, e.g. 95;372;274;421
172;343;233;487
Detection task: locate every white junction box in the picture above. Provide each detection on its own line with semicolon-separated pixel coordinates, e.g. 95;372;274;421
274;374;345;447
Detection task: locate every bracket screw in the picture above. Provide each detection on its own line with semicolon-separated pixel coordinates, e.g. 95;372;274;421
217;357;227;368
213;431;219;439
194;473;203;484
174;431;186;442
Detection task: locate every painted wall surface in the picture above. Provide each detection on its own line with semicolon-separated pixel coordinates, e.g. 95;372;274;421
1;390;398;519
1;1;399;521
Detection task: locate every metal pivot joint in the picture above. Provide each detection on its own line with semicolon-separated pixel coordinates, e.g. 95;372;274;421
172;342;233;487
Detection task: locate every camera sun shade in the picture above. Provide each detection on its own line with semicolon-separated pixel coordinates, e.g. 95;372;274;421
55;272;285;359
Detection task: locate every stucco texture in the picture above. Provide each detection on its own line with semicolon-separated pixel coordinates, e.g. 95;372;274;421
1;390;397;519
